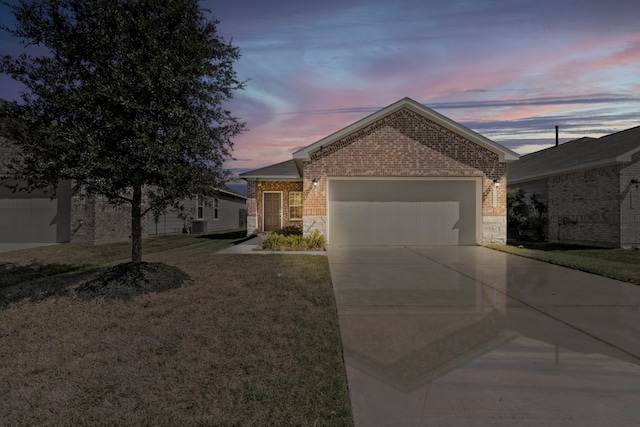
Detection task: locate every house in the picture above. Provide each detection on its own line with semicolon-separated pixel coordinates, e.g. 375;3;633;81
507;126;640;248
1;130;246;243
240;97;519;246
151;188;247;236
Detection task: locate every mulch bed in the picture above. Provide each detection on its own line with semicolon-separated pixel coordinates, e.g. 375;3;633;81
76;262;190;300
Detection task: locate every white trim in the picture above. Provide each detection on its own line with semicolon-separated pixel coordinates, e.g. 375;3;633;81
326;177;482;246
293;97;519;163
213;197;219;220
196;195;205;220
261;191;283;231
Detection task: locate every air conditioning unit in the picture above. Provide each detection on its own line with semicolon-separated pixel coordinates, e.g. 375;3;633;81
191;220;207;234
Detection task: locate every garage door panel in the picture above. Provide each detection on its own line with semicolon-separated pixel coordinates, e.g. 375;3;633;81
0;198;58;243
329;180;476;246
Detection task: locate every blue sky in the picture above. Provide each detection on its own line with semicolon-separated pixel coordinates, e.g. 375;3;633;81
1;0;639;188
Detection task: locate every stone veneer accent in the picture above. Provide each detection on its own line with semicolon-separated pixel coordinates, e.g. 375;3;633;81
302;107;507;245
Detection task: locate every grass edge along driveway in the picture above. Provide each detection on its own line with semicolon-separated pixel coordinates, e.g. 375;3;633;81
0;233;353;426
486;243;640;285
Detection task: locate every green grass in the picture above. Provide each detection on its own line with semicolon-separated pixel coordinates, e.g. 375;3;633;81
486;243;640;284
0;231;352;425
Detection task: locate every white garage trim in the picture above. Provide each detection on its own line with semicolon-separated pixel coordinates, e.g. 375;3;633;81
327;177;481;246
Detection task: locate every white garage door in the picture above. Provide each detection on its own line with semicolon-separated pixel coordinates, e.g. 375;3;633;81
328;180;477;246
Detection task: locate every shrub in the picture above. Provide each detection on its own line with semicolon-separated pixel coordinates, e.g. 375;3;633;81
261;230;325;251
274;225;302;236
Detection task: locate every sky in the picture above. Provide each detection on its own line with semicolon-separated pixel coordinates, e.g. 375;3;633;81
1;0;640;193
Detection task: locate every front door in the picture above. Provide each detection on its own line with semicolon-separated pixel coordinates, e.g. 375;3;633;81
263;192;281;231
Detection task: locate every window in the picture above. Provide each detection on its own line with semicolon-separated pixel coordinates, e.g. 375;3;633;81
213;197;219;220
196;196;204;220
289;191;303;220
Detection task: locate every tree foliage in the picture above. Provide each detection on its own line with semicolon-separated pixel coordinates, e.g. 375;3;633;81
1;0;244;262
507;188;548;241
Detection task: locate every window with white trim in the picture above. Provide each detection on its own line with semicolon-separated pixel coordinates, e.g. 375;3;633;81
289;191;303;220
213;197;219;219
196;196;204;220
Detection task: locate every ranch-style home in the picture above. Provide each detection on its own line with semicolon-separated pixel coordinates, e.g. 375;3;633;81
240;97;519;246
507;125;640;248
0;127;246;244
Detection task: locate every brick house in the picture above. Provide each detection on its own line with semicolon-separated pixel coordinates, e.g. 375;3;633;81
1;131;246;244
240;97;519;246
507;126;640;248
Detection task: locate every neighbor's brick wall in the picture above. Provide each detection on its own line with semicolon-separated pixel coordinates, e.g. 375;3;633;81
0;133;20;176
302;107;507;244
71;192;148;244
620;154;640;247
548;165;620;247
251;181;303;233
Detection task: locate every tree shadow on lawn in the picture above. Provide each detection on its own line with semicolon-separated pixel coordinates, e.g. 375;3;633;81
197;229;253;243
0;262;102;309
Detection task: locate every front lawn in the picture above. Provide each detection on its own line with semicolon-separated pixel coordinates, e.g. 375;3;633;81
0;233;352;426
486;243;640;284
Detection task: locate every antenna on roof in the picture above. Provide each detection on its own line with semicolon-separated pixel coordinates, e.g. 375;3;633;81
555;125;559;147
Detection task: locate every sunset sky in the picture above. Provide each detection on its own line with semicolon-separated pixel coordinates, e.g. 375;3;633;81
1;0;639;191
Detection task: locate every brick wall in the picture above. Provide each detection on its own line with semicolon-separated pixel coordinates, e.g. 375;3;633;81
302;107;506;243
620;154;640;247
548;165;620;247
70;191;148;244
0;134;20;176
250;181;303;233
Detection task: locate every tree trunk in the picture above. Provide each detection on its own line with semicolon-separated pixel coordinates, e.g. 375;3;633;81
131;185;143;263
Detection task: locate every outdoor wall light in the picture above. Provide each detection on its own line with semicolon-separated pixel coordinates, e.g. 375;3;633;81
493;178;500;187
312;178;318;187
632;179;639;189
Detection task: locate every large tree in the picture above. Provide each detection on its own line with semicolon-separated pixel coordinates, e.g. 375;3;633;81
1;0;244;262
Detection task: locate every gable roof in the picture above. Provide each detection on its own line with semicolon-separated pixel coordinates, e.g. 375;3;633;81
508;126;640;184
293;97;519;163
239;159;301;180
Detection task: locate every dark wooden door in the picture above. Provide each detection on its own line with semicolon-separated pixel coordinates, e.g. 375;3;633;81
264;193;281;231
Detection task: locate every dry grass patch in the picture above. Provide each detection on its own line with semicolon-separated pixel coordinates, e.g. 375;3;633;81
0;243;352;426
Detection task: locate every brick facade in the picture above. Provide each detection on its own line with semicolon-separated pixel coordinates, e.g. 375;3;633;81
548;165;621;247
247;180;303;234
302;108;506;244
620;153;640;247
70;192;147;244
545;157;640;248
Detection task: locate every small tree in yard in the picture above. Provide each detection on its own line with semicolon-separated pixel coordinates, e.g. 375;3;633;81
507;188;548;241
1;0;244;263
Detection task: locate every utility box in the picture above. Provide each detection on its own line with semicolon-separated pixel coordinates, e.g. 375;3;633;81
191;220;207;234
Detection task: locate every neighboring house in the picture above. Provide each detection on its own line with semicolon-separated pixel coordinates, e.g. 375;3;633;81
240;97;519;246
151;188;247;235
507;126;640;248
1;129;246;243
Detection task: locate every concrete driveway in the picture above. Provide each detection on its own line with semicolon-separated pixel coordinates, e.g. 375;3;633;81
328;246;640;427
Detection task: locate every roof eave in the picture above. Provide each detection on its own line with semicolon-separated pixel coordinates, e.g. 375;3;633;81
509;158;622;184
293;97;519;162
240;176;303;182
